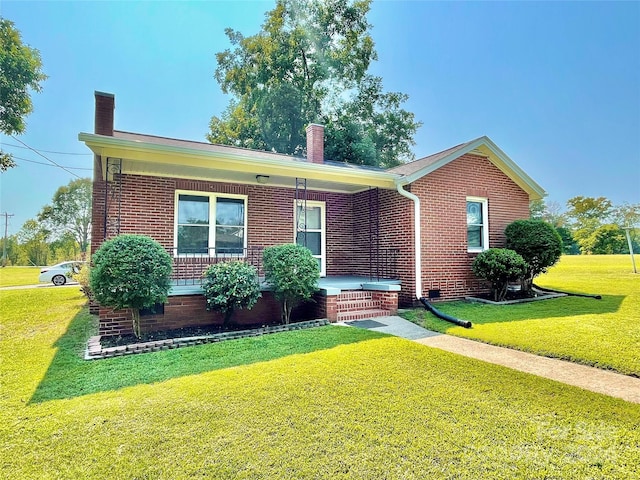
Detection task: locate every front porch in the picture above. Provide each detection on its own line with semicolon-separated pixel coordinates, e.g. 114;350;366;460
168;275;401;325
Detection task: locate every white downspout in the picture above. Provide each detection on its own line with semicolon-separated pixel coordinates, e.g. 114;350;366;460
395;182;422;300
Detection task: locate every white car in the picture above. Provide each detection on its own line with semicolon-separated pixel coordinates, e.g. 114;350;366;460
39;261;84;286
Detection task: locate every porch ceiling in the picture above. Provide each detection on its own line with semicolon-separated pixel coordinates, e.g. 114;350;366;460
79;132;399;193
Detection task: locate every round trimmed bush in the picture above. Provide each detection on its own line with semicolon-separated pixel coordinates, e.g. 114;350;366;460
472;248;527;302
202;261;261;327
90;235;173;337
263;243;320;324
505;219;562;291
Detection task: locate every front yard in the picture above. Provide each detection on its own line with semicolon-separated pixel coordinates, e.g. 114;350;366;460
402;255;640;377
2;284;639;478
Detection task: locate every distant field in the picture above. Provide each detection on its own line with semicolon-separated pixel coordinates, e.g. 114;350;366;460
402;255;640;376
0;266;41;287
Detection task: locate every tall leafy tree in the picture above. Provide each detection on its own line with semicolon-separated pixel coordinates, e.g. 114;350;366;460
0;18;47;171
209;0;420;168
581;224;628;255
16;219;49;266
565;196;613;254
37;178;92;257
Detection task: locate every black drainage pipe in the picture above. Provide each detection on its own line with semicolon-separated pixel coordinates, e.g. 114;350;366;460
419;297;472;328
533;284;602;300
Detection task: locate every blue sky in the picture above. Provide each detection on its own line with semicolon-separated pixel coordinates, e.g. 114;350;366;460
1;0;638;235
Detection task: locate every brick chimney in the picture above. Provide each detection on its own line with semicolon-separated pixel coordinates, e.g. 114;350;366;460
306;123;324;164
94;91;115;136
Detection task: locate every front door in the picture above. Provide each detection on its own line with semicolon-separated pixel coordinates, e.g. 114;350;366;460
295;200;326;276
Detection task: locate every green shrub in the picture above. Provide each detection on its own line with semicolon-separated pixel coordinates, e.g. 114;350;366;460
90;235;172;337
505;219;562;291
263;244;320;324
202;261;261;327
472;248;527;302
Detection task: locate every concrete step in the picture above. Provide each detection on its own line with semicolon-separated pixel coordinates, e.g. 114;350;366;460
336;309;392;322
336;290;373;301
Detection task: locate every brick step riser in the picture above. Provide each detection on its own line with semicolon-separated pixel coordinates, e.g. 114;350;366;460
337;300;382;313
336;291;374;301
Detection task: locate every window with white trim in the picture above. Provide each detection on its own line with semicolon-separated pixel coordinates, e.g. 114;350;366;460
294;200;326;276
467;197;489;252
175;191;247;255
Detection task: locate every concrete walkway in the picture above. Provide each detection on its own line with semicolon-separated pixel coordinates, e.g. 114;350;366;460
339;316;640;404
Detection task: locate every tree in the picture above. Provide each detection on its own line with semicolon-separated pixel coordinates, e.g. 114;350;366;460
581;224;628;255
37;178;92;257
0;234;20;266
16;219;49;266
263;243;319;324
556;226;580;255
565;196;613;253
202;261;261;327
505;219;562;292
611;202;640;251
0;18;47;171
530;199;565;227
48;232;80;263
90;235;173;338
472;248;527;302
209;0;421;168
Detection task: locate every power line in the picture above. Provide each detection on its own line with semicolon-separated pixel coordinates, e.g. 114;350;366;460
9;136;82;179
1;142;91;156
11;155;93;171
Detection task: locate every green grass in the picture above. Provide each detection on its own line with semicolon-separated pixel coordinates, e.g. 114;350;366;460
402;255;640;376
2;286;640;478
0;266;41;287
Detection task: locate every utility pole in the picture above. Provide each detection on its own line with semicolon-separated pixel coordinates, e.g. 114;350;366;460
2;212;14;267
622;226;637;274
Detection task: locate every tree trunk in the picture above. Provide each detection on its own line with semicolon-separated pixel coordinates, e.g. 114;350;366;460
222;309;234;329
132;308;141;338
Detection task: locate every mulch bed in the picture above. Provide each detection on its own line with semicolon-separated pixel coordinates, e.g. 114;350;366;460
86;319;330;360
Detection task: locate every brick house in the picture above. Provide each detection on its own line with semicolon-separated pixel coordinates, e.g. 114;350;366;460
80;92;545;337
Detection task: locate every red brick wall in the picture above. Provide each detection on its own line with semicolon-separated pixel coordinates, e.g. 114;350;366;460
98;292;283;337
92;175;359;273
411;153;531;301
371;291;399;315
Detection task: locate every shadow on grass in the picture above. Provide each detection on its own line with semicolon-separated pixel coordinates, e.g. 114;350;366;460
30;308;387;404
404;294;626;332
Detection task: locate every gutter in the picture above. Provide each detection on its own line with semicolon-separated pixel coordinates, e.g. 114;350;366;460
395;182;422;299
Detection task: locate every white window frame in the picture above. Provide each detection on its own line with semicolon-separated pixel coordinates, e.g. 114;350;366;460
174;190;248;257
466;196;489;253
293;200;326;277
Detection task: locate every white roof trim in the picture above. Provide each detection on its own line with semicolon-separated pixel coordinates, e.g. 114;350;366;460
400;136;546;200
78;132;400;186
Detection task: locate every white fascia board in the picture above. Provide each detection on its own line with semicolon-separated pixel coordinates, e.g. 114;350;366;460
78;132;400;188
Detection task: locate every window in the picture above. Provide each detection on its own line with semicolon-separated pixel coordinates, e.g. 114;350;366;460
467;197;488;252
294;201;326;276
175;191;247;255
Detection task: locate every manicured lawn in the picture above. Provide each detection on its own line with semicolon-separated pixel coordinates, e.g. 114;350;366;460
402;255;640;376
2;287;639;478
0;266;41;287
